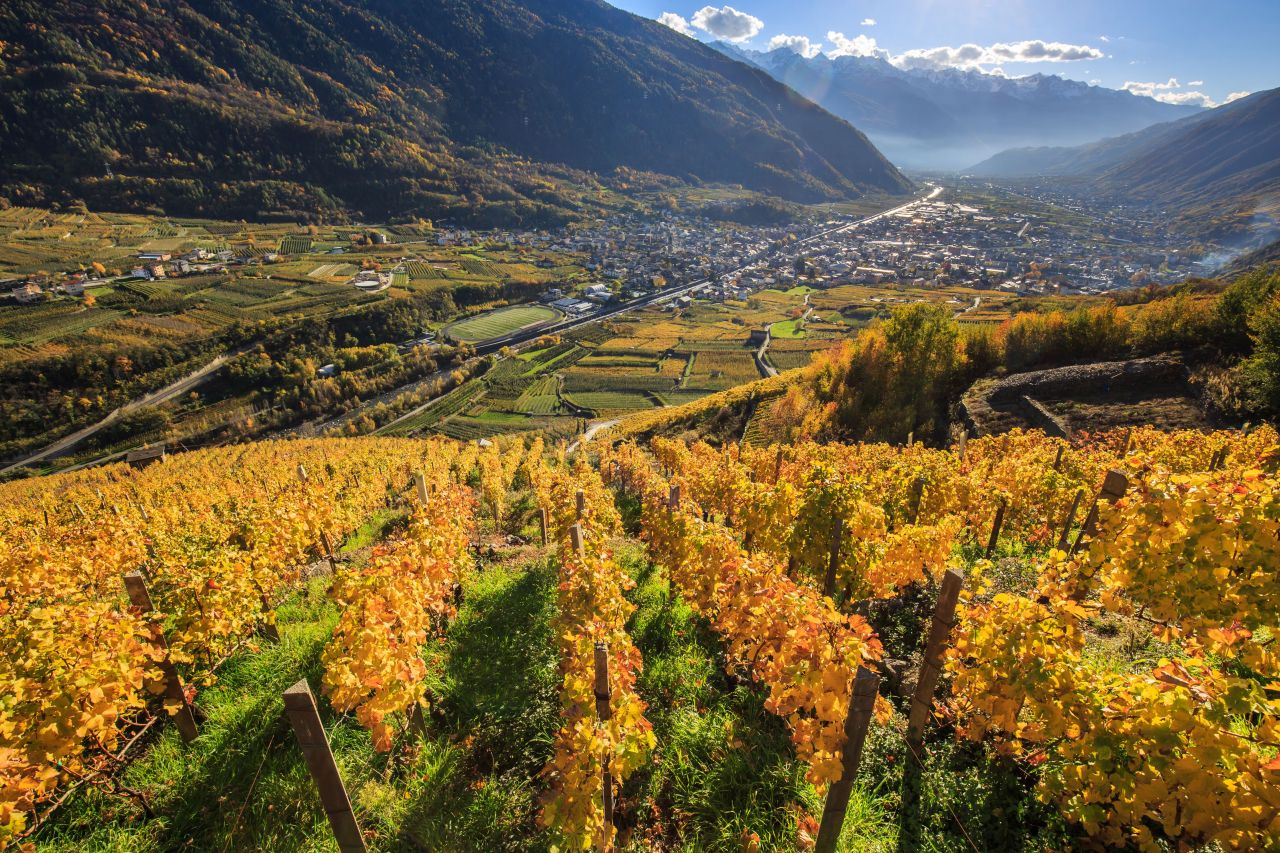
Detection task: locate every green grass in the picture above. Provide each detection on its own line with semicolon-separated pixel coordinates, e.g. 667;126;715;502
769;319;807;339
616;543;896;852
442;305;561;344
37;556;562;852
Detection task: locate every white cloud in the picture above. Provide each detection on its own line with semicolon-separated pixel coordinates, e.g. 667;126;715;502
826;31;891;61
826;38;1104;70
768;34;822;58
1122;78;1217;107
1225;90;1252;104
690;5;764;42
1188;80;1204;87
861;18;877;27
1099;35;1110;42
657;12;695;37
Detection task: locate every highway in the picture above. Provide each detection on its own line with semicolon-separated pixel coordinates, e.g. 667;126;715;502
0;344;253;475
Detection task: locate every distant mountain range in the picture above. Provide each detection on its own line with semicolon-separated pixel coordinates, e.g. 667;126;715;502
970;88;1280;242
0;0;910;225
710;43;1200;171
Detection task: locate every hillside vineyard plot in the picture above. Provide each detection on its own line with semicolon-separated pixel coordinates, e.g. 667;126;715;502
0;425;1276;851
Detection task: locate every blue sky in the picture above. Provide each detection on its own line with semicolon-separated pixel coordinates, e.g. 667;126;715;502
609;0;1278;107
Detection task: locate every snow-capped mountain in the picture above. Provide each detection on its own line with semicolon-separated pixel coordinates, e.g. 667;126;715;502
712;43;1201;171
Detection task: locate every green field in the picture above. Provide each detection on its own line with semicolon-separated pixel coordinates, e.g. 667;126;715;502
770;318;807;339
442;304;561;343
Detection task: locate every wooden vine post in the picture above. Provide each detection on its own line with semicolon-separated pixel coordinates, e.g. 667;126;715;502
955;429;967;462
123;572;199;743
298;464;338;572
594;642;615;831
1056;489;1086;552
985;498;1007;557
283;679;368;853
906;570;963;755
1070;469;1129;555
1052;444;1065;472
539;507;549;546
414;471;429;505
668;484;680;510
575;489;586;521
906;477;926;526
814;667;881;853
822;516;843;599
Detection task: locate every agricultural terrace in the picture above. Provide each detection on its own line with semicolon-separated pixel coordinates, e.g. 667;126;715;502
442;304;562;343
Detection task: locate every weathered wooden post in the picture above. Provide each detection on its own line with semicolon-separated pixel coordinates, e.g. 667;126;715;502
123;572;199;743
985;498;1007;557
594;642;614;829
906;477;926;526
773;446;784;484
814;667;881;853
1052;444;1065;472
956;429;967;462
569;523;584;556
539;507;549;546
283;680;368;853
575;489;586;521
1055;489;1085;552
823;516;843;599
319;530;339;574
906;571;963;755
668;484;680;510
1071;470;1129;555
415;471;429;505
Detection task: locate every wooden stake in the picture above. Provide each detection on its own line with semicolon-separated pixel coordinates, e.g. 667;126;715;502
319;530;338;573
539;507;549;546
123;572;198;743
259;594;281;643
823;516;843;599
906;571;963;753
773;446;784;484
985;498;1007;557
594;642;614;829
575;489;585;521
297;464;308;483
1071;470;1129;555
814;667;881;853
906;477;925;526
569;523;584;556
414;471;429;505
956;429;967;461
1055;489;1085;552
282;679;368;853
668;484;680;510
1052;444;1064;472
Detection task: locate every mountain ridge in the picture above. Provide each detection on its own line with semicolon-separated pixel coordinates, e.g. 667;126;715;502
969;88;1280;243
710;43;1201;170
0;0;911;225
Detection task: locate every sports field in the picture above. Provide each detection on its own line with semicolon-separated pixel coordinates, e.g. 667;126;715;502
442;304;561;343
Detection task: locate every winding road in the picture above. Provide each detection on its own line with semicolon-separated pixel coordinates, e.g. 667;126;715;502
0;345;250;474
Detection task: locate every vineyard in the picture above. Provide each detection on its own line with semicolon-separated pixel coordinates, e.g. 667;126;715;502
0;424;1276;851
